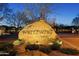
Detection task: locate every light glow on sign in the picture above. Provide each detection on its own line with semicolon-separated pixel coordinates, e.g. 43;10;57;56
19;20;57;45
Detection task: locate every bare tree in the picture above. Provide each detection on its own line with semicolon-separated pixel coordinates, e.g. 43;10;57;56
24;3;52;20
72;15;79;26
39;4;52;20
0;3;12;21
6;11;29;28
6;4;53;28
24;9;35;22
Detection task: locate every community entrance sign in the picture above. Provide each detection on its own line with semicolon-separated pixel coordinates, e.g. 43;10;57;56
19;19;57;45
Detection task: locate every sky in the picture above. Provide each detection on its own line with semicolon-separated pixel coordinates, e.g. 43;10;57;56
0;3;79;26
52;3;79;25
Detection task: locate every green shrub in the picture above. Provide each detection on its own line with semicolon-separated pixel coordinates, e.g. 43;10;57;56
60;48;79;55
50;43;61;50
50;40;62;50
39;46;51;54
25;44;39;50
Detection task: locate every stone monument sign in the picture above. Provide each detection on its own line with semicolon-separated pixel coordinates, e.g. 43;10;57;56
19;19;57;45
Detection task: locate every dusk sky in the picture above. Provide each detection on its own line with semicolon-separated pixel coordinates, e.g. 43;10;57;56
1;3;79;26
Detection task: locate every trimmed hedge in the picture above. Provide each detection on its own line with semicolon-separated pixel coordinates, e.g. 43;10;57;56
0;42;17;56
0;42;13;51
60;48;79;55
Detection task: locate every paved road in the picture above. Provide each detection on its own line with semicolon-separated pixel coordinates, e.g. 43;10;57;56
59;34;79;50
